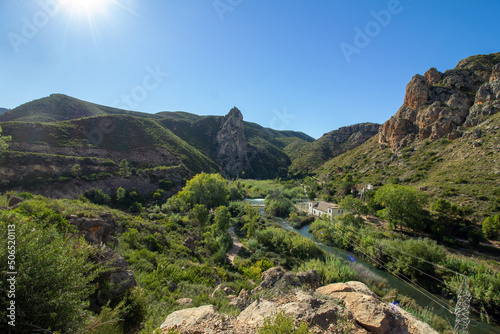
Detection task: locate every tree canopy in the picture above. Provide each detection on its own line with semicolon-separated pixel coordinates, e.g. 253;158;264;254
375;184;427;231
178;173;229;208
0;126;12;152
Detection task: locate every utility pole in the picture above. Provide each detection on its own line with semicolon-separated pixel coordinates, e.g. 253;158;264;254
454;276;471;334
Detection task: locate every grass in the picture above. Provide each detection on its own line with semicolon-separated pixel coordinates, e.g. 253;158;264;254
316;112;500;219
0;194;8;207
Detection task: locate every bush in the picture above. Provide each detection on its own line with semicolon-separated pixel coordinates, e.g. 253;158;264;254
258;310;310;334
298;255;358;285
0;211;100;333
85;188;111;205
129;202;143;213
482;215;500;239
264;191;294;218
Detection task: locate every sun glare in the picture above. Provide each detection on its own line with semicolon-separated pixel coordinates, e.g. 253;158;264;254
62;0;111;17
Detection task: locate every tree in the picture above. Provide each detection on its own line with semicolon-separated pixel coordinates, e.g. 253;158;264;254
431;198;460;223
339;195;367;216
482;215;500;239
341;173;355;196
119;159;131;178
339;195;367;227
242;204;261;237
214;206;231;231
117;187;126;202
0;126;12;152
374;184;427;231
178;173;229;208
71;164;82;178
191;204;209;239
264;190;294;218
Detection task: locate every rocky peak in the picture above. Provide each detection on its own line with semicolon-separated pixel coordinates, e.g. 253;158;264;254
424;67;443;86
402;74;429;109
216;107;250;178
379;52;500;149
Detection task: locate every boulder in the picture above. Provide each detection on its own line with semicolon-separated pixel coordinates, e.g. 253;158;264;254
7;194;24;208
209;284;236;298
176;298;193;306
257;266;287;289
160;305;220;330
317;281;439;334
237;299;278;326
296;269;322;288
229;288;251;310
67;211;119;246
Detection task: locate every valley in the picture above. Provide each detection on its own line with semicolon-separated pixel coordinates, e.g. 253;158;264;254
1;52;500;333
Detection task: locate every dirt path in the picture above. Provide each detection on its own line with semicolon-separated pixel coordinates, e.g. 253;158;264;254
226;226;243;265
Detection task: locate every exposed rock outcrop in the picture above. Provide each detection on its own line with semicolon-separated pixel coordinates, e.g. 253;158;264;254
68;211;121;246
379;53;500;149
159;267;438;334
291;123;380;171
216;107;251;178
68;212;137;311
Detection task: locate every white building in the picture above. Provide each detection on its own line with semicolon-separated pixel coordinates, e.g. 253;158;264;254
308;201;345;219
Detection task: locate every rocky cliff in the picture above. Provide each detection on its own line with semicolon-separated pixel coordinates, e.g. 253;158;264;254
158;267;438;334
216;107;251;178
290;123;380;172
379;53;500;149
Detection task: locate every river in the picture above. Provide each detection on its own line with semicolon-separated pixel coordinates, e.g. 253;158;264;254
275;219;500;334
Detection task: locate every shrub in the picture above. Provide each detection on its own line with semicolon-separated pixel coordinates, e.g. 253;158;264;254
258;310;310;334
0;211;100;333
298;255;358;285
482;215;500;239
84;188;111;205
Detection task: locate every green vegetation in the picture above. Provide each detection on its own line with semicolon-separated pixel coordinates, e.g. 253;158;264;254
258;310;310;334
264;189;295;218
0;210;100;333
177;172;229;208
374;184;427;231
309;216;500;322
482;215;500;239
0;125;11;151
317;111;500;219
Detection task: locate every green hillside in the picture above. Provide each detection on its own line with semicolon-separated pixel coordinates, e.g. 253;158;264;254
317;112;500;218
0;94;162;123
289;123;380;173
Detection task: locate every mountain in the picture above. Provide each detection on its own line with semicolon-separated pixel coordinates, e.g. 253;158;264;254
379;53;500;148
318;52;500;217
0;108;8;115
0;94;314;196
289;123;380;173
0;94;159;123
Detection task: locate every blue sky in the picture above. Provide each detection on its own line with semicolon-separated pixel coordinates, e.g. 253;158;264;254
1;0;499;139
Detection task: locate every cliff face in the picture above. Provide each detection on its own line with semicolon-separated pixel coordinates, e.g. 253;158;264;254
290;122;380;172
322;123;380;146
379;53;500;149
216;107;251;178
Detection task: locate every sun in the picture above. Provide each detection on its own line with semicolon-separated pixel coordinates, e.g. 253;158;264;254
61;0;112;18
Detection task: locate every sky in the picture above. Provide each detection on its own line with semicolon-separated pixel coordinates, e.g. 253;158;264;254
1;0;499;139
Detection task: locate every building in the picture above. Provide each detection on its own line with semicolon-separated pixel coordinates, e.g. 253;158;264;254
308;201;345;219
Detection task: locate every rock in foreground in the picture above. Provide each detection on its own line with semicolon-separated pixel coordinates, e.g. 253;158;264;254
159;267;438;334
